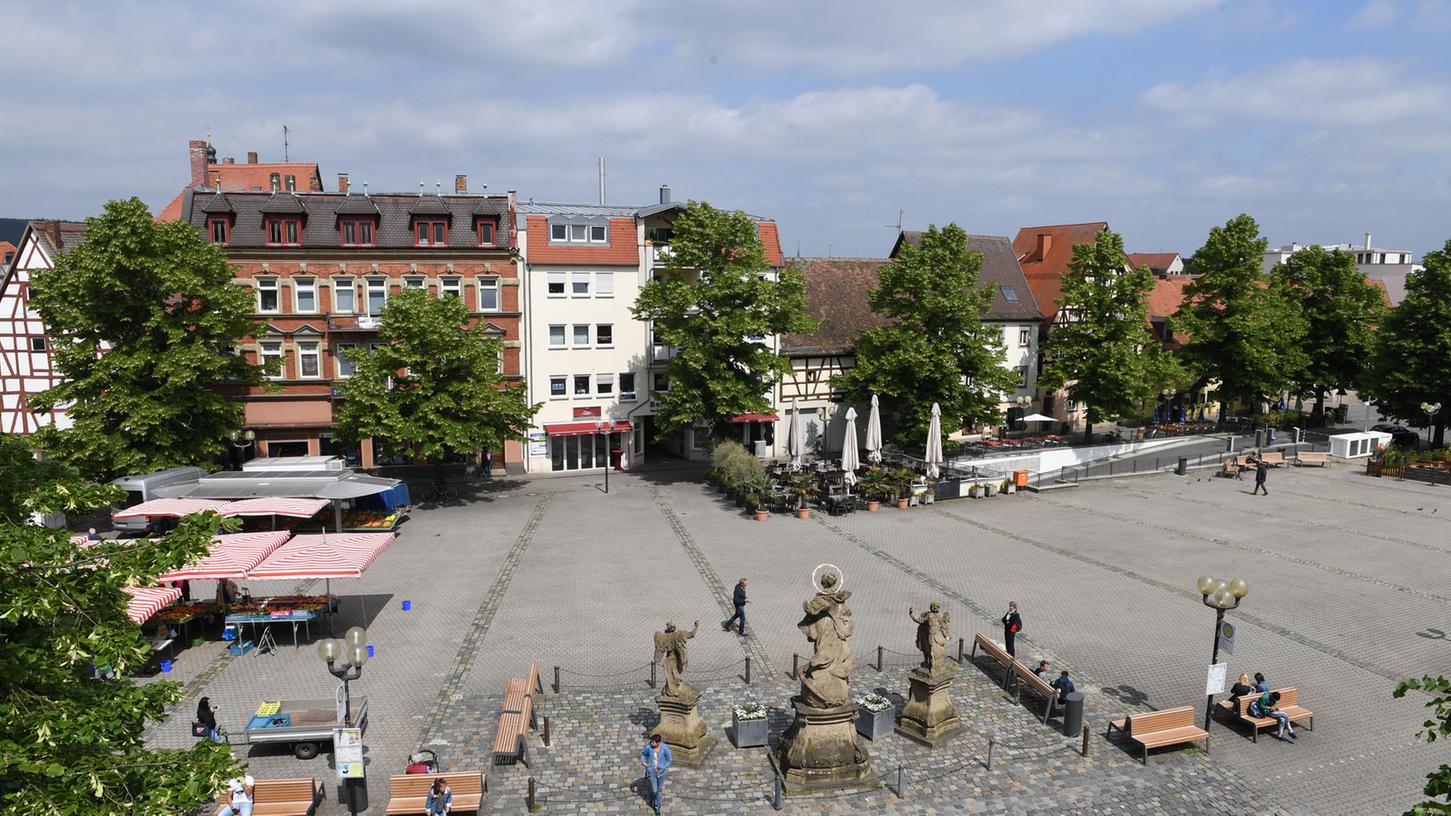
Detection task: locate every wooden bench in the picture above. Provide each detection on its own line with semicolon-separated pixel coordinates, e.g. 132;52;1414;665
385;771;486;815
1008;662;1059;724
1106;706;1208;764
491;662;541;768
1216;687;1314;742
1259;451;1286;467
213;778;323;816
969;633;1016;688
1295;451;1329;467
1221;456;1246;477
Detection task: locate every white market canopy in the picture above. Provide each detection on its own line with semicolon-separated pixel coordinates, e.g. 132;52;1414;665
112;498;233;520
154;470;401;501
155;531;292;583
220;497;331;518
245;533;395;580
122;585;181;624
1021;413;1056;423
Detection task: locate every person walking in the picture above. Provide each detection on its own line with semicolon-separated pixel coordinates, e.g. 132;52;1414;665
1002;601;1022;656
639;734;672;815
482;448;494;477
723;578;748;636
1252;457;1269;496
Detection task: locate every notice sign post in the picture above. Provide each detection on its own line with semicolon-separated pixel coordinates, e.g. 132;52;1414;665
334;727;364;778
1217;619;1236;655
1205;662;1228;697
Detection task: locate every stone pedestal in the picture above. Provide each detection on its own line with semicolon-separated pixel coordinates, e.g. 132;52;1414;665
771;697;872;791
651;688;716;768
895;666;963;747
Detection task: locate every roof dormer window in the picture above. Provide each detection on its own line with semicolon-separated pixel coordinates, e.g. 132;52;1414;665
265;216;302;246
208;217;230;244
548;218;609;244
340;217;375;247
476;217;497;247
415;219;447;246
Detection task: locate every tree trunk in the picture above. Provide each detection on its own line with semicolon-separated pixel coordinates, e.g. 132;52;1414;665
1311;389;1325;427
1083;421;1094;444
1436;421;1445;449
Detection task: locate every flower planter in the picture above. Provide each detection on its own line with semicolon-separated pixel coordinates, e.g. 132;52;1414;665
924;493;935;505
796;508;811;519
1005;483;1016;494
754;509;769;521
866;500;880;512
984;483;998;496
895;498;909;509
856;705;895;740
732;712;769;748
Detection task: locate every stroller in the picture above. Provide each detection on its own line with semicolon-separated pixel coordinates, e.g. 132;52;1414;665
405;748;439;775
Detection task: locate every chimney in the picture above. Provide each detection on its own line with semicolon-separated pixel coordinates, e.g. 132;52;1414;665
1364;232;1372;250
223;156;236;164
189;139;209;188
269;173;280;192
659;184;671;204
247;151;259;164
1036;232;1053;261
338;173;350;194
286;175;296;193
455;174;468;194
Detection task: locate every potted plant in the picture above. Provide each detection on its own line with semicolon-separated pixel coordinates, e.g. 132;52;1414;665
984;480;998;497
858;468;888;511
891;467;915;509
731;702;769;748
924;486;935;505
745;474;773;521
968;482;983;498
854;693;894;740
788;473;816;519
1004;477;1016;494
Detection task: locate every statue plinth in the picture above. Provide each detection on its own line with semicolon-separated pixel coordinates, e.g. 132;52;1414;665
651;686;716;768
771;697;872;791
895;666;963;747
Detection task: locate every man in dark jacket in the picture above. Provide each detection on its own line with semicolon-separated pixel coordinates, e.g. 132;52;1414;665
723;578;748;635
1252;458;1269;496
1002;601;1022;656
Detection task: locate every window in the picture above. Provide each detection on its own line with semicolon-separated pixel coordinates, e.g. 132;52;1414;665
570;224;588;242
549;375;567;399
596;374;614;396
1066;399;1079;411
590;225;607;243
415;220;447;246
549;221;609;244
549;325;566;348
294;277;317;313
546;271;565;296
333;278;355;313
256;278;280;313
336;343;357;378
571;272;590;297
340;218;374;246
30;337;46;352
478;277;500;311
260;341;284;380
298;342;321;379
573;374;591;396
476;218;496;246
365;278;388;315
1001;286;1019;302
403;276;426;290
596;324;613;347
597;271;614;297
550;433;616;471
619;372;636;401
550;223;568;241
1018;328;1030;347
208;217;229;244
654;372;670;392
572;324;590;347
265;217;301;246
440;277;461;298
1017;366;1029;388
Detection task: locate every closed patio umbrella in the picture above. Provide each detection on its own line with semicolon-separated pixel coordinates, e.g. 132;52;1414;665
841;407;861;488
925;403;944;479
866;394;883;464
786;403;804;471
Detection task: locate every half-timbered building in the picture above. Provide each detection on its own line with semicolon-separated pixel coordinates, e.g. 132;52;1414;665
0;221;86;435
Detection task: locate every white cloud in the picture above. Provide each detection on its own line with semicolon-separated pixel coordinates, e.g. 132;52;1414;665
1346;0;1400;28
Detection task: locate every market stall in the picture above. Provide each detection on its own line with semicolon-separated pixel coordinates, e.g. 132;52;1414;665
111;498;233;520
245;532;396;637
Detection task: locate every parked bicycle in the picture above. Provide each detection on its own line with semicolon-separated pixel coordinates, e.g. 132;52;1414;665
421;484;459;503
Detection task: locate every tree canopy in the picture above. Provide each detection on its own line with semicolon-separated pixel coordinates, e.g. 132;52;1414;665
1366;240;1451;446
0;433;239;815
631;202;814;440
1040;228;1182;441
27;197;262;480
333;288;539;463
835;224;1018;446
1393;674;1451;815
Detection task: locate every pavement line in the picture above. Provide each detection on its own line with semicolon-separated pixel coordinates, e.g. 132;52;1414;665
420;494;552;746
936;507;1414;686
650;488;779;686
1275;486;1451;530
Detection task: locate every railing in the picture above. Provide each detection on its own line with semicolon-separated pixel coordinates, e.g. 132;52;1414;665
1025;433;1332;490
327;314;382;331
650;344;679;364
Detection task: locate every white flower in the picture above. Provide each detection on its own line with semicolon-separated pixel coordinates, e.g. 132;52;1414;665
854;693;892;713
732;703;767;721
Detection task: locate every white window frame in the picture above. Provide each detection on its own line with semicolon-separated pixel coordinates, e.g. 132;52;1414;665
478;276;500;311
440;277;462;299
548;375;567;400
619;372;637;401
571;272;589;297
570;224;588;242
596;271;614;297
335;343;357;378
548;325;566;348
546;271;565;297
596;323;613;348
403;276;426;290
589;224;607;243
596;373;614;396
365;278;388;316
550;223;568;241
1066;399;1080;411
572;373;591;397
256;278;280;314
294;277;317;313
1018;328;1030;347
572;324;591;348
260;341;284;380
333;277;355;314
297;341;322;379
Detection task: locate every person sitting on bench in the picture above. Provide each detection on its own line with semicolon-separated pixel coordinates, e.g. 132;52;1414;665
1228;673;1254;707
1051;670;1075;703
1251;690;1296;741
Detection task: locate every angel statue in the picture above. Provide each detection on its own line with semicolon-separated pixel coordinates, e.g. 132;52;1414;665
652;620;699;698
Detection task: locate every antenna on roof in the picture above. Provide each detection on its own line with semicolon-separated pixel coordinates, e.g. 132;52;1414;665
884;209;905;231
418;181;424;197
363;181;369;197
598;157;606;205
436;181;442;196
282;125;289;162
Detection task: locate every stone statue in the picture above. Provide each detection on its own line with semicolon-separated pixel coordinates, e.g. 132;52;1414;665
652;620;699;698
797;572;855;708
908;601;950;673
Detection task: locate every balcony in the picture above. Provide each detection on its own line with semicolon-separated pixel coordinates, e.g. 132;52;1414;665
650;344;679;364
328;314;383;332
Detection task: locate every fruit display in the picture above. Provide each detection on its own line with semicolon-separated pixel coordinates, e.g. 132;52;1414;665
152;601;219;625
224;594;336;616
343;510;401;530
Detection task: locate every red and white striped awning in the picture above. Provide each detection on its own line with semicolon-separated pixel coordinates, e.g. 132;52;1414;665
730;413;779;423
245;532;395;580
543;421;632;437
123;585;181;624
219;497;330;518
112;498;233;520
155;531;291;583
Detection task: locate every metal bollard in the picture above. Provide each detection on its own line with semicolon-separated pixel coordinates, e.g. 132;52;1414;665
650;661;657;689
877;645;884;672
553;666;561;694
745;655;752;685
772;774;783;810
527;777;536;810
897;765;904;799
793;653;799;680
957;637;965;664
986;735;995;770
1081;724;1089;757
543;716;551;747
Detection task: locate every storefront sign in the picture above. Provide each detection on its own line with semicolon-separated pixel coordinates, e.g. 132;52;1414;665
528;431;547;456
333;727;364;778
573;406;602;418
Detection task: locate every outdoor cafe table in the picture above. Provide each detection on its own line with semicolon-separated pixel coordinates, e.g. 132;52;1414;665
224;608;319;650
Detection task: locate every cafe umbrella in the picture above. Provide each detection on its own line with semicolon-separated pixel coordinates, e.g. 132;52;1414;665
841;407;861;488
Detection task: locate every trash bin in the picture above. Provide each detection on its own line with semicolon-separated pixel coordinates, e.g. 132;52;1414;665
1268;428;1277;442
1176;456;1187;475
1062;691;1085;736
1255;429;1265;448
1013;469;1029;488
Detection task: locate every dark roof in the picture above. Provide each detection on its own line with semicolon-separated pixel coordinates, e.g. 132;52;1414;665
337;195;381;216
199;193;234;214
889;231;1041;322
781;258;891;355
182;191;513;250
259;193;307;215
408;195;452;216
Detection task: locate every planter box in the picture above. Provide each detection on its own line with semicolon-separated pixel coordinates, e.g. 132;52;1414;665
856;706;894;740
732;714;769;748
933;478;962;500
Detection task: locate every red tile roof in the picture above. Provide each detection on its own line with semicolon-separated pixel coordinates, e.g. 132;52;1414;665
1147;275;1192;319
781;258;892;355
1011;222;1109;321
526;216;639;266
1127;252;1180;273
157;161;324;222
756;222;783;267
1367;277;1392;307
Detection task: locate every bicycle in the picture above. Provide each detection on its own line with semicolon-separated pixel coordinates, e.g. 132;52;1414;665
422;484;459;503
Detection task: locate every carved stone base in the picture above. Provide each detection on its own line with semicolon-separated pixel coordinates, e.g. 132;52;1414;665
895;666;963;747
651;689;717;768
772;698;872;791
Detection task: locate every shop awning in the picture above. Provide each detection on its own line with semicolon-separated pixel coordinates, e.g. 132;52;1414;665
220;497;331;518
244;532;395;580
122;585;181;624
154;470;403;501
730;413;779;423
112;498;233;519
155;531;292;583
543;421;632;437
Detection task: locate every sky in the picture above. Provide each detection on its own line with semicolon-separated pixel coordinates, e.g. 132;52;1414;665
2;0;1449;259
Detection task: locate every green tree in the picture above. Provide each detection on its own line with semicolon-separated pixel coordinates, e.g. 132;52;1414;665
1367;241;1451;446
1040;229;1182;442
1393;674;1451;814
1170;214;1308;418
333;288;539;476
27;197;262;480
1274;246;1385;424
631;202;814;440
835;224;1018;447
0;433;240;814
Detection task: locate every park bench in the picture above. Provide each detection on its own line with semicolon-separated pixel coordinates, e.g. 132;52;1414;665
1295;451;1329;467
1216;687;1314;742
1106;706;1208;764
1221;456;1246;478
969;632;1016;688
1008;662;1060;724
213;778;323;816
385;771;486;815
1259;451;1286;467
492;662;540;767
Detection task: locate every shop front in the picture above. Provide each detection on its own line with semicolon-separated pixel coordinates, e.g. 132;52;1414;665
542;419;632;473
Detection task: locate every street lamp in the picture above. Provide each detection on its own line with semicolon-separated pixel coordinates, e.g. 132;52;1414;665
1194;575;1248;731
1015;395;1032;434
1421;402;1440;448
316;626;368;725
229;429;256;467
594;420;609;494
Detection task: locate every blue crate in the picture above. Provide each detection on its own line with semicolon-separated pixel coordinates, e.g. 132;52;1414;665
227;639;254;656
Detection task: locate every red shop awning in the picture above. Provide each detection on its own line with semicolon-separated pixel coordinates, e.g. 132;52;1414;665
730;413;779;423
544;421;633;437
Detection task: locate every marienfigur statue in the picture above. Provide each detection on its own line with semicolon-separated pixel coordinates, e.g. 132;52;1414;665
652;620;700;697
908;601;950;672
798;572;855;708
